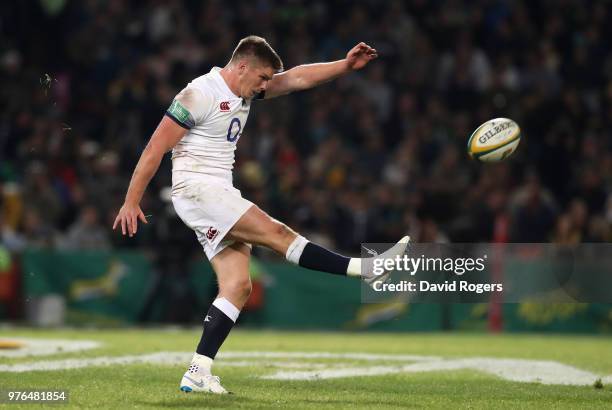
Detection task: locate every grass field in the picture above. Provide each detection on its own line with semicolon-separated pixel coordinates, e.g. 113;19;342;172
0;328;611;409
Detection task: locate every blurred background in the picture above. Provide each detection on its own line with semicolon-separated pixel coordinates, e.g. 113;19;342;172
1;0;611;331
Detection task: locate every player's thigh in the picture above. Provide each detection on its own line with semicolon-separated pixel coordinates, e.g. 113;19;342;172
210;242;252;304
227;205;297;250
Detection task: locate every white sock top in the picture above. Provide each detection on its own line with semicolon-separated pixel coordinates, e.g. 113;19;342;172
347;258;361;277
285;235;309;264
212;297;241;322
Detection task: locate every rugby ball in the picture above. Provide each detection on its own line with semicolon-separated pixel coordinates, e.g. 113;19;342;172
467;118;521;162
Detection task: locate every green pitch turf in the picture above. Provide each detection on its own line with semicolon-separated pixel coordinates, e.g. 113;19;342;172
0;328;611;409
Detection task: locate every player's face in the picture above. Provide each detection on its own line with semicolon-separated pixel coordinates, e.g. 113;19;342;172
238;61;275;99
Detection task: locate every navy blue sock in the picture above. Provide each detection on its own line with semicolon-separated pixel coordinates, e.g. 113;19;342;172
298;242;350;275
196;304;235;359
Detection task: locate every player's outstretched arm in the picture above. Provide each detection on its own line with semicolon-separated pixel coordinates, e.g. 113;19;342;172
264;42;378;98
113;116;187;237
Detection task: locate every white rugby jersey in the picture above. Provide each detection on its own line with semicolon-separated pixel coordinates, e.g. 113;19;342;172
166;67;262;184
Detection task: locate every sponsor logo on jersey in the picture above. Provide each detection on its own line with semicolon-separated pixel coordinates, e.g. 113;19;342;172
220;101;230;112
206;227;220;242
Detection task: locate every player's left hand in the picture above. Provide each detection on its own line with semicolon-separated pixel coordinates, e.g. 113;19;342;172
346;42;378;70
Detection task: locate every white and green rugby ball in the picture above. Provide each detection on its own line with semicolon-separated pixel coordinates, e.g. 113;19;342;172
467;118;521;162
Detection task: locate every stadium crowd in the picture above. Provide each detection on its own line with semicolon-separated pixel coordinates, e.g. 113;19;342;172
2;0;612;257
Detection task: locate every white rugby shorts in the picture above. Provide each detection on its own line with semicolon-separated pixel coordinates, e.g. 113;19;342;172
171;177;253;260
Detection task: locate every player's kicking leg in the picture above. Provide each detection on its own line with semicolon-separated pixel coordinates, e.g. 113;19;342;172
180;242;252;394
180;206;408;395
226;205;410;283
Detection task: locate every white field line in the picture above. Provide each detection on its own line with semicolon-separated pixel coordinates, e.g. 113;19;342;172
0;349;609;386
0;351;414;372
0;352;336;373
262;358;606;386
213;361;330;369
0;338;101;357
218;351;441;362
0;352;189;372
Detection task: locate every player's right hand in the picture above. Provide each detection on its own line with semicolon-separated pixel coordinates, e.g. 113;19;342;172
113;203;148;237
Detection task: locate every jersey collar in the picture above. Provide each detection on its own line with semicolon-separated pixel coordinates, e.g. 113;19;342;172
210;67;241;99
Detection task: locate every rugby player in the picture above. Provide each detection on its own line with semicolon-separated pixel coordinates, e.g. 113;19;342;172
113;35;409;394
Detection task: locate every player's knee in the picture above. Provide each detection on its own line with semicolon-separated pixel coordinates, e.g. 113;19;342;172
223;277;252;300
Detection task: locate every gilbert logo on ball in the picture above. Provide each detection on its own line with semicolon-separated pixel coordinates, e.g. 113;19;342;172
467;118;521;162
